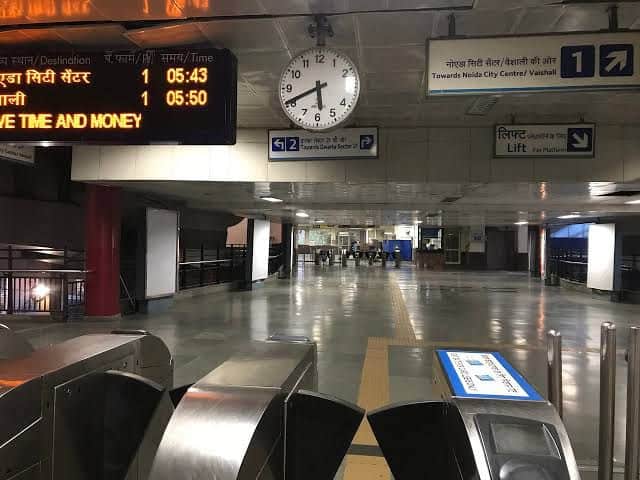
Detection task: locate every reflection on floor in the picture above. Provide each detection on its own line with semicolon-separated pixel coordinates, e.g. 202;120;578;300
5;265;638;478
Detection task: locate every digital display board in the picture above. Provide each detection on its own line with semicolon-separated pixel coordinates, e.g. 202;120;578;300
0;48;237;145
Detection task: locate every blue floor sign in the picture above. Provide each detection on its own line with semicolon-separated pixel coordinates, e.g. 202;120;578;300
437;350;543;401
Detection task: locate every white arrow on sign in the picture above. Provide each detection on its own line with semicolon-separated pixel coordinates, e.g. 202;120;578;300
572;132;590;150
273;138;284;150
605;50;628;73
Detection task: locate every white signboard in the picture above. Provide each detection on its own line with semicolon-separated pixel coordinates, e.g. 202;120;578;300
587;224;615;291
437;350;542;401
0;145;35;165
495;124;595;158
428;32;640;95
269;127;378;161
146;208;178;299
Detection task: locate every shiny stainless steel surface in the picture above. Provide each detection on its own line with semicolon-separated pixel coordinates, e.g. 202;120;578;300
150;339;362;480
548;329;564;418
199;341;317;391
599;323;617;480
0;333;173;480
453;397;582;480
149;340;316;480
0;324;34;361
624;327;640;480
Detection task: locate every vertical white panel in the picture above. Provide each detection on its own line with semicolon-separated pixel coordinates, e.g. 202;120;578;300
252;219;270;282
587;224;616;291
518;225;529;254
146;208;178;299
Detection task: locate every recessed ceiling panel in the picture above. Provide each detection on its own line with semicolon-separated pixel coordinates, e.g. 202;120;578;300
198;19;286;52
125;22;209;48
55;24;135;49
357;11;434;46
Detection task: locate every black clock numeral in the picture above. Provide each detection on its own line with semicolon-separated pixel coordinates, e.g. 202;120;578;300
340;98;347;106
330;108;336;118
315;54;325;64
303;59;309;68
342;69;350;78
286;84;293;93
291;70;301;79
333;58;337;67
302;108;308;116
315;113;321;121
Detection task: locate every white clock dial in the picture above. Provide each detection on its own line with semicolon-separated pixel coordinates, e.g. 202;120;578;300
279;47;361;131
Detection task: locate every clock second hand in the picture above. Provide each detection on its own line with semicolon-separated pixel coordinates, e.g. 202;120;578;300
284;81;328;106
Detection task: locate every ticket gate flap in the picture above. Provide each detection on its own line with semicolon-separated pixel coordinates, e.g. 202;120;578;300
51;370;173;480
368;399;580;480
368;401;476;480
285;390;365;480
0;324;34;361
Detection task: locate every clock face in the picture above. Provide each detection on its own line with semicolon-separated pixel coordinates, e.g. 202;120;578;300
279;48;361;131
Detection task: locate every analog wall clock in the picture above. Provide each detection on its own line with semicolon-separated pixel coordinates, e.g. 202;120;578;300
279;47;361;131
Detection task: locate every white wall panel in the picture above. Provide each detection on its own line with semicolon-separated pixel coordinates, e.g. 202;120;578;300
146;208;178;299
72;126;640;184
587;223;616;291
252;219;270;282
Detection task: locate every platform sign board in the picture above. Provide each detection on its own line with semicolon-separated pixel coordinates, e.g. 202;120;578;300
495;123;595;158
428;31;640;95
269;127;378;161
436;350;543;401
0;144;34;164
0;48;237;145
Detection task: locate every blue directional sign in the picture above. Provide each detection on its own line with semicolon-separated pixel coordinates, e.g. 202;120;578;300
600;44;634;77
561;45;595;78
567;127;594;153
286;137;300;152
360;134;375;150
271;137;286;152
268;128;378;161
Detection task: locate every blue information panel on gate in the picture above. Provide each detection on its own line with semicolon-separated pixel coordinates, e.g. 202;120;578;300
437;350;544;401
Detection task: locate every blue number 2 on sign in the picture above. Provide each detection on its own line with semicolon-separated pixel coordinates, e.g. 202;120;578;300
561;45;595;78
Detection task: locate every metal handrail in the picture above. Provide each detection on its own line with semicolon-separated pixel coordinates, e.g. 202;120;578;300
179;260;232;266
0;269;90;274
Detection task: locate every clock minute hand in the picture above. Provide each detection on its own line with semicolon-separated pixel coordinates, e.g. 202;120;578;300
284;81;328;106
316;80;324;111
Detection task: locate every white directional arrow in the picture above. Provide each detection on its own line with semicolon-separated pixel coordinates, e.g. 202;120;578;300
273;138;285;150
605;50;628;73
572;132;590;150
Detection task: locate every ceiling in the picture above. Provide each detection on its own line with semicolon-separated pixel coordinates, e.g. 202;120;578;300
2;1;640;128
110;180;640;225
7;0;640;226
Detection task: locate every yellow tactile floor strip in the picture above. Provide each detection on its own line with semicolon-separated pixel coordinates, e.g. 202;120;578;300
390;275;417;341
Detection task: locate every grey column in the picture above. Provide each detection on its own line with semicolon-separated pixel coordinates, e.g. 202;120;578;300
281;223;293;279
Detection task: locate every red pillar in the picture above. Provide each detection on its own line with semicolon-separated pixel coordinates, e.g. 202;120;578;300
85;185;121;317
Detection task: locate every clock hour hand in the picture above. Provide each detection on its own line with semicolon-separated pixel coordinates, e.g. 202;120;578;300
284;81;328;106
316;80;324;111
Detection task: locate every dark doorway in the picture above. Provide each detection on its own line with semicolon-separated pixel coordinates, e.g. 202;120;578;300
486;228;517;270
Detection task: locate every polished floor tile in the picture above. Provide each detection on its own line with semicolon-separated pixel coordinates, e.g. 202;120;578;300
4;264;640;472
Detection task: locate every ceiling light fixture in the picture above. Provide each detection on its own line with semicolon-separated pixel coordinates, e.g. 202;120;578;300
626;199;640;205
314;219;325;223
514;221;529;226
296;212;309;218
415;220;424;224
260;196;283;203
384;232;394;235
558;214;581;220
